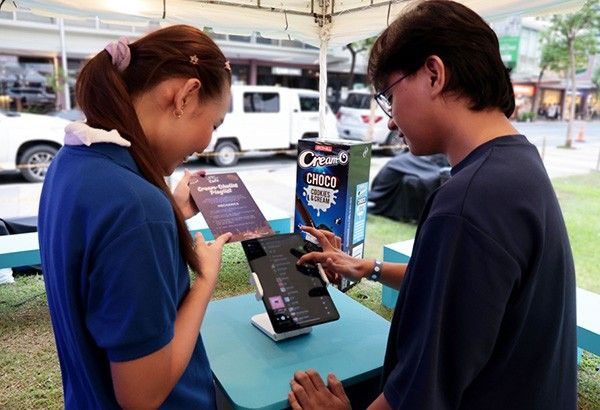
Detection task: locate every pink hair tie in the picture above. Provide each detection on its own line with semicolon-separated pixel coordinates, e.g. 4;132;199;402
105;37;131;73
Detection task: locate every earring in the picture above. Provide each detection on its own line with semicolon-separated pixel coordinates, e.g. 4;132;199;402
174;107;183;119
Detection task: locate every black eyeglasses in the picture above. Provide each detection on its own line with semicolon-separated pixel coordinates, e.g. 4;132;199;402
375;73;410;118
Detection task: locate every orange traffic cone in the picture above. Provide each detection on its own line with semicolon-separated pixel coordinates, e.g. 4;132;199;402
577;127;586;143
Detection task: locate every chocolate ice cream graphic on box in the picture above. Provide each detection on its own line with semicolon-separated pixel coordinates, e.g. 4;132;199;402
189;172;274;242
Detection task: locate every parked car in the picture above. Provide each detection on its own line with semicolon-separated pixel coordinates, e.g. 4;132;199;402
336;89;403;156
52;109;85;121
0;111;67;182
202;85;338;166
7;87;56;108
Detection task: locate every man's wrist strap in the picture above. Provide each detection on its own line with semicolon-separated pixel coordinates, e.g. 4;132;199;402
368;259;383;282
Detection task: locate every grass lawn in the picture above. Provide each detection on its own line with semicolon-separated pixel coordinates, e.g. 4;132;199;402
0;173;599;408
553;172;600;293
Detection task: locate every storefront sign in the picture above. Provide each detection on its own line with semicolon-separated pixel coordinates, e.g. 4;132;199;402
272;66;302;76
513;84;535;97
499;36;520;70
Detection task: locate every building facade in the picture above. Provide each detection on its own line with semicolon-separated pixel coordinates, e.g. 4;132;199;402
493;16;599;121
0;10;367;112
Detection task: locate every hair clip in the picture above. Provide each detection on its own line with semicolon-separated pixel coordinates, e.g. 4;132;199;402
224;61;231;71
189;54;199;65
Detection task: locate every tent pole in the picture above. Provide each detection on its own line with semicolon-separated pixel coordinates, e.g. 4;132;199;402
318;28;330;140
58;17;71;111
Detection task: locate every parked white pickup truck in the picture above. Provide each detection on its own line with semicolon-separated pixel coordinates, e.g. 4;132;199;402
0;111;68;182
203;85;338;166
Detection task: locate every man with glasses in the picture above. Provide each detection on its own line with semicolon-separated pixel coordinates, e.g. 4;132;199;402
288;1;577;409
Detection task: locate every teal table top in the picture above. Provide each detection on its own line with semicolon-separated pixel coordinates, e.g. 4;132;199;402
203;287;391;410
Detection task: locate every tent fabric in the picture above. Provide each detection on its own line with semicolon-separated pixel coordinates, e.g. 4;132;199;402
6;1;586;48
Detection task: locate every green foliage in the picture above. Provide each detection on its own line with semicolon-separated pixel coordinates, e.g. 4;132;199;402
552;171;600;294
578;351;600;409
45;67;66;93
517;111;535;122
593;67;600;97
541;1;600;146
540;0;600;76
346;37;376;54
345;36;377;88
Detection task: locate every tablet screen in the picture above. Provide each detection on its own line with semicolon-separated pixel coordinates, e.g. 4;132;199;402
242;233;340;333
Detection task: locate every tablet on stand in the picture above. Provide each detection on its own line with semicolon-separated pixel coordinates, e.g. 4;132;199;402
242;233;339;342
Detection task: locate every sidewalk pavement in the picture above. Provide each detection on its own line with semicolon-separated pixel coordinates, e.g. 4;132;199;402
537;140;600;179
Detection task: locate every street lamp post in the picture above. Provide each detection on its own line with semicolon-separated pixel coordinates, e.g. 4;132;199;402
58;18;71;111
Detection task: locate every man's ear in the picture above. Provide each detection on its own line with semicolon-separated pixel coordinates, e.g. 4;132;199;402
424;56;445;98
174;78;202;110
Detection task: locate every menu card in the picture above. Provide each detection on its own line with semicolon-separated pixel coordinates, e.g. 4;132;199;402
189;172;274;242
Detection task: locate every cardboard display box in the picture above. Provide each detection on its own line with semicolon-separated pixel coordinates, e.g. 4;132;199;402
294;139;372;288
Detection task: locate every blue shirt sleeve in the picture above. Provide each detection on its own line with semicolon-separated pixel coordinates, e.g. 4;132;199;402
85;221;183;362
384;214;520;409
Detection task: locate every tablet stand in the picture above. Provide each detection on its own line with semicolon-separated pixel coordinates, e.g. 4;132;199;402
250;312;312;341
249;272;314;342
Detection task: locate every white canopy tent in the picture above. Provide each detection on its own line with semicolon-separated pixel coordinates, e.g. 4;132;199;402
3;0;586;134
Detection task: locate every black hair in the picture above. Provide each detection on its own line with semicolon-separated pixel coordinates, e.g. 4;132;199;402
368;0;515;118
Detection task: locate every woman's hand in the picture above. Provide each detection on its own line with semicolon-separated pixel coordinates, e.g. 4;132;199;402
173;169;204;220
298;226;371;283
192;231;232;291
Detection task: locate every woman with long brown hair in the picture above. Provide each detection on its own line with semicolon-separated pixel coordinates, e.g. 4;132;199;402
38;25;232;409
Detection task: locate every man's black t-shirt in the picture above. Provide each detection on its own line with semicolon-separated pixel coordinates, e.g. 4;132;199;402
382;135;577;409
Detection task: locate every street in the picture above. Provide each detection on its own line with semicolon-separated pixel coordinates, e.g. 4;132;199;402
1;120;599;220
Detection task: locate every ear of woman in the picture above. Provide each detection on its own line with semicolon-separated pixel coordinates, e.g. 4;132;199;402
174;79;202;117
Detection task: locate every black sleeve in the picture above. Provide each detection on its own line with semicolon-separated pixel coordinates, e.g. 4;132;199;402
384;214;520;409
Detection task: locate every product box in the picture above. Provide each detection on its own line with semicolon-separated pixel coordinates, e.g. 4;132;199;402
294;139;372;287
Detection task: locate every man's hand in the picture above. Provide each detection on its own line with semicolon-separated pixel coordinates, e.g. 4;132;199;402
299;226;371;283
173;169;204;220
288;369;351;410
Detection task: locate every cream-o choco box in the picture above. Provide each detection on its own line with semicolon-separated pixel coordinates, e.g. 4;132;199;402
294;139;372;287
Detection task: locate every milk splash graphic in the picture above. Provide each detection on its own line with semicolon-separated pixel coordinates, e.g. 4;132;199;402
303;185;338;217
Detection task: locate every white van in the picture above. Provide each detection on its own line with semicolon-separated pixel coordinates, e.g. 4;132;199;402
203;85;338;166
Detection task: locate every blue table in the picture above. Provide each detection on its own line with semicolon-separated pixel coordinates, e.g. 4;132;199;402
203;288;391;410
382;239;413;309
0;232;40;269
0;201;291;269
576;288;600;364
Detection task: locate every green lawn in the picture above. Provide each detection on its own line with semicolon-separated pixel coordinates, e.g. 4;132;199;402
553;172;600;293
0;172;598;408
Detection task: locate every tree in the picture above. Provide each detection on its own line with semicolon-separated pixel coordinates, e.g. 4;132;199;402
532;33;566;117
46;67;66;93
345;37;375;89
593;65;600;96
542;0;600;147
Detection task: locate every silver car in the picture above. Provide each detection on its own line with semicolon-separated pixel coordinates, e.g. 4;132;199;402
336;89;403;156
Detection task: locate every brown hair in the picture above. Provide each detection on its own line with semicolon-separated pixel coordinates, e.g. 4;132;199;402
76;25;231;274
368;0;515;118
